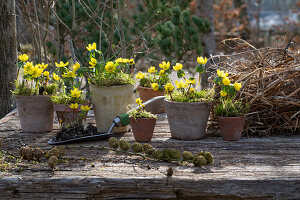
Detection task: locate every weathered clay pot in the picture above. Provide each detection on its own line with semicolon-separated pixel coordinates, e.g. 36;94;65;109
89;84;134;133
164;100;211;140
217;116;246;141
15;95;54;133
130;117;156;142
137;86;165;114
53;103;90;126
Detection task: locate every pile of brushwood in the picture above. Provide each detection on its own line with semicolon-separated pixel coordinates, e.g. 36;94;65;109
209;38;299;136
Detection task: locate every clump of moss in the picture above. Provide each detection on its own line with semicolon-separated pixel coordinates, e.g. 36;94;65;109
193;155;207;166
182;151;193;161
119;140;130;151
203;152;214;165
57;146;66;156
48;156;58;171
131;142;143;153
48;147;60;157
19;146;44;161
145;149;156;156
153;150;163;160
108;137;119;148
143;143;153;152
198;151;205;156
160;149;181;161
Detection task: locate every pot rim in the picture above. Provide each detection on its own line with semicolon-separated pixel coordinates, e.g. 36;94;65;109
217;115;246;119
14;94;51;98
89;83;134;89
164;99;211;105
129;117;157;120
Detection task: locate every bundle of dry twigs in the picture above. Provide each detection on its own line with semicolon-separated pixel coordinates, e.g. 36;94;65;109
209;38;300;136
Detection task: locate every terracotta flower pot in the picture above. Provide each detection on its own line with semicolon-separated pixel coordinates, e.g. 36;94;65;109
53;103;90;126
89;84;134;133
217;116;246;141
15;95;54;133
137;86;165;114
130;117;156;142
164;99;211;140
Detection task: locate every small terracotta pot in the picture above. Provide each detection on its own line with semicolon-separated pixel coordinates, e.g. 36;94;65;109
15;95;54;133
54;103;90;126
137;86;165;114
130;117;156;142
217;116;246;141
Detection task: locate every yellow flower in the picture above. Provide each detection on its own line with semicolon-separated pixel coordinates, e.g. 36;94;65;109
234;82;242;91
23;62;33;75
129;59;135;65
175;80;187;89
73;63;80;71
37;63;48;70
148;66;156;73
159;61;170;70
89;58;97;68
70;103;78;109
62;71;77;78
71;88;82;98
220;91;227;97
122;58;129;63
151;83;159;91
135;71;145;79
43;71;49;77
105;61;116;72
173;63;183;71
159;70;165;76
222;77;231;86
18;54;29;62
80;105;91;112
190;88;195;93
86;42;96;51
31;66;43;78
53;73;60;81
186;79;196;85
136;98;142;105
217;69;228;78
115;58;123;63
197;56;207;65
55;61;69;68
165;83;174;92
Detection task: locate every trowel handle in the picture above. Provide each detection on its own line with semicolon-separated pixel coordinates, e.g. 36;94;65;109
113;113;130;127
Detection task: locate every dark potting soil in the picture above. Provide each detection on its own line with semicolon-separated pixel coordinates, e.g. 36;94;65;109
54;123;99;142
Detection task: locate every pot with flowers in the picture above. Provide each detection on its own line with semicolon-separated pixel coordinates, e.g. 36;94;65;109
127;98;157;142
85;43;135;133
164;57;213;140
213;70;250;141
12;54;57;132
135;62;171;113
50;62;90;126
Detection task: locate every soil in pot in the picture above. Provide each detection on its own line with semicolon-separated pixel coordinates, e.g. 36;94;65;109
164;100;211;140
130;117;156;142
15;95;54;133
137;86;165;114
217;116;246;141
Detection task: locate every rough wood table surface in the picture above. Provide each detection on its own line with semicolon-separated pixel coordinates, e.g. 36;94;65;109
0;110;299;199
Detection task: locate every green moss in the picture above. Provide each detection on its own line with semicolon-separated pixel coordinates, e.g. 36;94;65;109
145;149;155;156
182;151;193;161
198;151;205;156
50;92;87;105
108;137;119;148
127;109;157;120
11;81;35;96
131;142;143;153
153;150;163;160
90;73;134;87
193;155;207;166
166;89;213;103
203;152;214;165
119;140;130;151
143;143;153;152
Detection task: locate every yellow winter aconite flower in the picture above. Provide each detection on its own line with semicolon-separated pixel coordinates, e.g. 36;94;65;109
89;58;97;68
222;77;231;86
197;56;207;65
159;61;170;70
136;98;142;105
31;66;43;78
53;73;60;81
86;43;96;51
159;70;165;76
122;58;129;63
165;83;174;92
70;103;78;109
115;58;123;63
173;63;183;71
80;105;91;112
175;80;187;89
23;62;34;75
234;82;242;91
186;79;196;85
220;91;227;97
43;71;49;77
71;88;82;98
62;70;76;78
129;59;135;65
151;83;159;91
18;54;29;62
135;71;145;79
190;87;195;93
37;63;48;70
55;61;69;68
147;66;156;73
73;63;80;71
217;69;228;78
105;61;116;72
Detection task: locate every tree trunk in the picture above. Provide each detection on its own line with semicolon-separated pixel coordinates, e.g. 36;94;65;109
196;0;216;90
0;0;17;118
